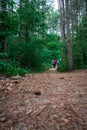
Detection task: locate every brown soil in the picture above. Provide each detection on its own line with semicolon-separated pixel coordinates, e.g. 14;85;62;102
0;69;87;130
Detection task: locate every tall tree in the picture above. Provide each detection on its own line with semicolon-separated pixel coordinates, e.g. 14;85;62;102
25;0;29;43
0;0;7;51
0;0;16;51
18;0;22;43
17;0;48;43
65;0;73;71
85;0;87;16
58;0;66;42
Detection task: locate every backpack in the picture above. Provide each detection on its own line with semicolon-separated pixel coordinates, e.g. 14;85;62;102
53;59;57;64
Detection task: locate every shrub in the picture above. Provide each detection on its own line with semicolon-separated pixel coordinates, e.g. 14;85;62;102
0;61;7;73
4;65;15;77
58;60;68;72
57;43;68;72
14;67;27;76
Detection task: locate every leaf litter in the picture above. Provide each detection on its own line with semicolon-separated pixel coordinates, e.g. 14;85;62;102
0;69;87;130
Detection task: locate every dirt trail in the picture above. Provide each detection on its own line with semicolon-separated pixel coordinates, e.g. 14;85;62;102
0;69;87;130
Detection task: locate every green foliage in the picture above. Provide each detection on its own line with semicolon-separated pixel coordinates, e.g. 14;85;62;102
0;52;8;73
4;64;15;77
46;34;60;42
1;0;67;75
58;60;68;72
57;44;68;72
6;33;65;74
72;43;85;69
0;1;18;37
1;0;87;74
14;68;27;76
17;0;48;41
0;52;8;59
47;10;59;34
0;52;27;77
0;61;7;73
45;34;61;60
7;38;46;70
25;40;44;69
72;16;87;69
4;65;27;77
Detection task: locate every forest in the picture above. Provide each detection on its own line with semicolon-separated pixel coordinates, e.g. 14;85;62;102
0;0;87;75
0;1;87;130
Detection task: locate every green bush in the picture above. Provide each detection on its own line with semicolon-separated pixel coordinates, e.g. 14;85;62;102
57;43;68;72
4;65;28;77
72;43;86;69
0;53;8;59
4;65;15;77
58;61;68;72
0;52;8;73
14;67;27;76
72;16;87;69
0;61;7;73
7;38;45;70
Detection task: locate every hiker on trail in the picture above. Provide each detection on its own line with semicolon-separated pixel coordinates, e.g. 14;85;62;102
52;59;57;68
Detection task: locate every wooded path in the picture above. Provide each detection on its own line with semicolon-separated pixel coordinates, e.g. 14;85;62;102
0;69;87;130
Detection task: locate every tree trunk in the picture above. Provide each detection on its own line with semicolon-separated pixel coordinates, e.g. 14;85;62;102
18;0;22;43
11;0;14;11
75;0;79;36
85;0;87;16
25;0;29;43
58;0;66;42
65;0;73;71
25;25;29;44
1;39;6;52
0;1;7;52
42;0;46;40
62;0;66;41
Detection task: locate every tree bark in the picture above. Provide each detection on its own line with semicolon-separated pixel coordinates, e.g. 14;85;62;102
18;0;22;43
0;1;7;52
1;39;6;52
25;0;30;43
25;25;29;44
65;0;73;71
85;0;87;16
58;0;66;42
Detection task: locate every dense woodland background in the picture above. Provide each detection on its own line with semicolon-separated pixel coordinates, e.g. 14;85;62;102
0;0;87;76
